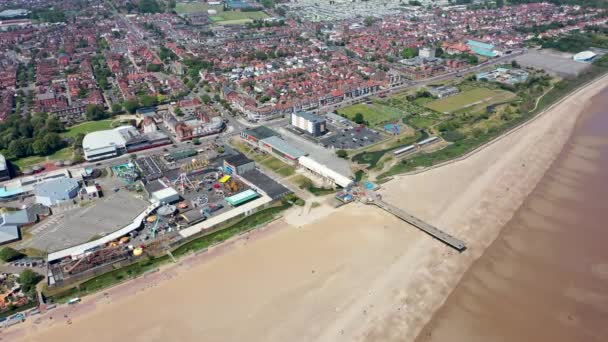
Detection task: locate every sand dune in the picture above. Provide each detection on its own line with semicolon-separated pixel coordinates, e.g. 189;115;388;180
8;74;608;342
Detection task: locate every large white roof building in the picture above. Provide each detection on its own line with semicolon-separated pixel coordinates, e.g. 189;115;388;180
298;156;353;188
82;126;141;161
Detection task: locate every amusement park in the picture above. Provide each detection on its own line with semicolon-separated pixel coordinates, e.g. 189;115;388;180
43;145;291;289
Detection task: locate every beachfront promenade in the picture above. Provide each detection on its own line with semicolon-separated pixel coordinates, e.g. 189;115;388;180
365;197;466;252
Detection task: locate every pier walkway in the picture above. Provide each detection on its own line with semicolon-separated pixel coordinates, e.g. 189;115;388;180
366;198;466;252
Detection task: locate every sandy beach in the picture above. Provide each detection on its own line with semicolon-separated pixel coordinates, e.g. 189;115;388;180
5;74;608;342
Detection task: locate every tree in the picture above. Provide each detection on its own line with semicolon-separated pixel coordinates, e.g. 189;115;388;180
336;150;348;158
8;140;28;158
261;0;275;8
111;103;123;114
19;269;42;293
401;47;418;59
435;47;444;58
124;99;140;114
511;60;520;68
200;94;211;104
192;138;201;145
364;16;375;27
354;113;365;124
139;95;158;108
86;104;108;121
146;63;162;72
138;0;162;13
174;107;183;116
0;247;23;262
496;0;504;7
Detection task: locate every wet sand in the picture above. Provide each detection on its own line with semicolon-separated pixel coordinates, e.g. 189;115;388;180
415;87;608;342
5;74;608;342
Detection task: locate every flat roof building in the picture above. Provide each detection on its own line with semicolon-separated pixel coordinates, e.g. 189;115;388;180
34;178;80;206
298;156;353;188
224;154;255;175
291;111;327;137
225;189;260;206
259;136;307;163
82;126;170;161
241;126;280;144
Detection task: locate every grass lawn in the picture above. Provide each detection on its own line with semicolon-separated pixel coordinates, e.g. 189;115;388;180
425;88;515;113
61;120;114;139
11;147;74;169
260;156;295;177
175;2;219;14
337;103;406;127
210;10;268;24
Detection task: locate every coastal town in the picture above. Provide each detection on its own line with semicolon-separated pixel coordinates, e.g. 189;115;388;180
0;0;607;340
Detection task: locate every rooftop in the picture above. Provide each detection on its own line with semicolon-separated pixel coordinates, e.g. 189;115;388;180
224;153;254;167
34;178;79;200
294;111;326;124
243;126;280;141
260;136;307;159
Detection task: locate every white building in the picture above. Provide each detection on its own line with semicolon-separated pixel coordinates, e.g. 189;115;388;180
82;126;139;161
298;156;353;188
291;111;327;137
419;47;435;59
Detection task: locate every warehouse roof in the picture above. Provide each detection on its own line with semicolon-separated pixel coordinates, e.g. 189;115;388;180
224;153;253;167
260;136;307;159
34;178;79;200
243;126;279;140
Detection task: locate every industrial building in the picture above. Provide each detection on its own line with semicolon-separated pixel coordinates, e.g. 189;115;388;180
259;136;307;164
34;178;80;206
298;156;354;188
291;111;327;137
240;126;280;144
223;154;255;175
429;85;459;98
0;205;47;245
0;153;9;181
82;126;171;161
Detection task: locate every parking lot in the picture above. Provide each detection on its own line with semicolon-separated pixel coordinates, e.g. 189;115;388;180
18;185;150;252
319;124;385;150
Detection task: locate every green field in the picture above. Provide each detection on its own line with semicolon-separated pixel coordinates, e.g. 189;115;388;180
61;120;115;139
175;2;218;14
337;103;406;127
11;147;74;169
177;2;268;24
425;88;515;113
210;10;268;23
260;156;295;177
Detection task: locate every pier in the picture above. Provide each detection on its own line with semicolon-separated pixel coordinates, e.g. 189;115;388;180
365;197;466;252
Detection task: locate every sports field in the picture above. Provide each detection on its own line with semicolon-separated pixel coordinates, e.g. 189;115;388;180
337;103;406;127
61;120;115;139
210;10;268;23
175;2;217;14
176;2;268;24
425;88;515;113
